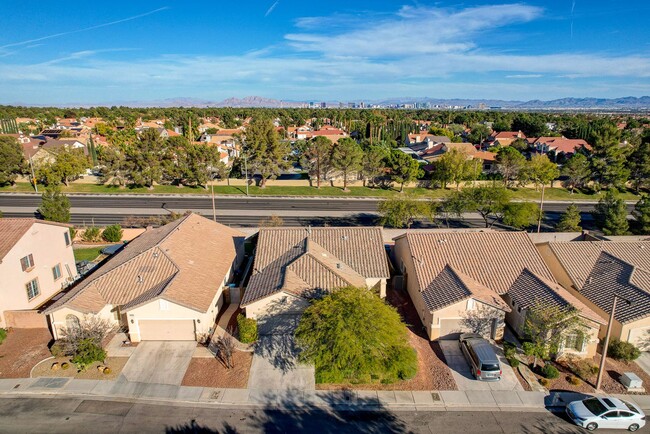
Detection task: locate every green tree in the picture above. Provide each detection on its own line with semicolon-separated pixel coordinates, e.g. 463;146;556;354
295;286;417;384
448;186;511;228
468;123;491;145
496;147;526;187
332;138;363;191
176;141;221;188
589;122;629;189
378;195;425;228
243;118;290;188
561;153;590;194
38;186;71;223
524;300;585;368
511;138;530;152
361;145;388;187
632;195;650;235
592;189;629;235
0;135;26;185
388;150;421;192
36;148;89;186
628;141;650;193
520;154;560;232
125;128;165;187
502;202;540;230
101;224;123;242
96;145;128;186
556;204;582;232
301;136;333;189
435;148;470;190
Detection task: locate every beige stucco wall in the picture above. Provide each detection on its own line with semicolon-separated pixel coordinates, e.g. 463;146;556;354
0;222;77;328
244;291;310;319
49;304;117;340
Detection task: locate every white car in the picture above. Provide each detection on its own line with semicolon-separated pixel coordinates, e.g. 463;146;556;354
566;396;646;431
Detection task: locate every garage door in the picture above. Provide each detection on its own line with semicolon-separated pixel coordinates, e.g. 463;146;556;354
628;327;650;351
138;320;196;341
438;319;464;340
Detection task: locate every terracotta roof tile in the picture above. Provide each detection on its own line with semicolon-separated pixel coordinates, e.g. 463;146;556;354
243;227;390;305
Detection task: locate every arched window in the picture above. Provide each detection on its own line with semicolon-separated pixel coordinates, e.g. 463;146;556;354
65;314;80;330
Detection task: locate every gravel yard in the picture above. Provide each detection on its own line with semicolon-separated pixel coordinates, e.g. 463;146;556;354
318;286;457;391
181;351;253;389
0;328;52;378
31;357;128;380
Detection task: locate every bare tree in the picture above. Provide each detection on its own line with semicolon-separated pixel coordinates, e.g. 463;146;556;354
57;314;117;355
460;304;504;339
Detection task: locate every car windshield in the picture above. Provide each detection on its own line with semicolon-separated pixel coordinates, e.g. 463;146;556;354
583;398;607;416
481;363;500;371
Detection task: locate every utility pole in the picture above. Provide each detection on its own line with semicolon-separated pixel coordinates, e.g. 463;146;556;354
244;154;249;196
29;157;38;193
211;182;216;222
537;184;546;233
595;293;632;391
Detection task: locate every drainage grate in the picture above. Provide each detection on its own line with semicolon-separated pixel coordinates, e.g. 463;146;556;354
431;392;441;401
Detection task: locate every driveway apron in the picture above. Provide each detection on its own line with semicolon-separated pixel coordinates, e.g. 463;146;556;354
120;341;196;385
439;340;523;391
248;313;315;391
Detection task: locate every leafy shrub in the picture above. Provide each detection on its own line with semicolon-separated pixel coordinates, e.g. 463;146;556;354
607;339;641;361
71;338;106;371
503;342;516;359
50;341;66;357
237;314;258;344
507;357;520;368
81;227;101;242
69;227;77;241
0;328;6;345
539;378;550;388
567;358;599;381
384;345;418;382
522;342;535;357
101;224;123;242
568;375;581;386
541;364;559;379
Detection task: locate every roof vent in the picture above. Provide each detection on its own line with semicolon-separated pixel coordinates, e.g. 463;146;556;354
588;277;593;285
342;235;348;240
153;251;159;258
641;245;645;249
438;238;446;243
337;263;342;269
137;275;143;283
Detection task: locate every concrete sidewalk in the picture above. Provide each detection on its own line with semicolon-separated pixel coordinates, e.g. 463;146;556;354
3;376;649;414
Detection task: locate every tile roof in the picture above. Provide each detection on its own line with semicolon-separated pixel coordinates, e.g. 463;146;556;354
548;241;650;290
420;265;510;312
533;137;591;153
508;269;605;325
45;214;244;314
493;131;526;140
242;227;390;306
398;231;556;296
0;219;70;262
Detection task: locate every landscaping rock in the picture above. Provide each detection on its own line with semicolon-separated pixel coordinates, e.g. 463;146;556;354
51;362;60;371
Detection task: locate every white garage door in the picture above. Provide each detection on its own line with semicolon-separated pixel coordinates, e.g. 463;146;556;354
138;320;196;341
628;327;650;351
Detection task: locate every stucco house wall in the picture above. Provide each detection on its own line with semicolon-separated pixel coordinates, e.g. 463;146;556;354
0;222;76;328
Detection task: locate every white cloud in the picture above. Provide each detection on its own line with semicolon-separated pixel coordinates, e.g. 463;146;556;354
506;74;543;78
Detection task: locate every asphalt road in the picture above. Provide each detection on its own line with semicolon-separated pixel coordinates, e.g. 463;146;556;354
0;396;638;434
0;193;611;228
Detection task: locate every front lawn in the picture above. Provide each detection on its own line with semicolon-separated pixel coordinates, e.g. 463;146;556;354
73;247;104;262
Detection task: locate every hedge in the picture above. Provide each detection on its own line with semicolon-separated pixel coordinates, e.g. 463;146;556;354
237;314;258;344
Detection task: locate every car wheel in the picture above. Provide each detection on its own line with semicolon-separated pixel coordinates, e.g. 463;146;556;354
585;422;598;431
628;424;640;432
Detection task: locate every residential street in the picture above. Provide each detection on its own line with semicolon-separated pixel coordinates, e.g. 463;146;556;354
0;395;639;434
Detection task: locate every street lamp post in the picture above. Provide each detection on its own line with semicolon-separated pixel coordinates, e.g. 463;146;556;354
595;293;632;391
243;154;249;197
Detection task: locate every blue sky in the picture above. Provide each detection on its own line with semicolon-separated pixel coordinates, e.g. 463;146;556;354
0;1;649;104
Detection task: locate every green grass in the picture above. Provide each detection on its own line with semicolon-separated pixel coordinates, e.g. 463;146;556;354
0;182;641;202
0;328;6;345
73;247;103;262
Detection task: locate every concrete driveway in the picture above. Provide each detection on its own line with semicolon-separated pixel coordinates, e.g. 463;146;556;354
120;341;196;386
247;313;315;391
439;340;523;391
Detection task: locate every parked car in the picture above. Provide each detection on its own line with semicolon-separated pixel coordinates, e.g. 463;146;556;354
459;333;502;381
566;396;645;431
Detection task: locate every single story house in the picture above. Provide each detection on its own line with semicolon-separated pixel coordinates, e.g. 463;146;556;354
538;241;650;350
241;227;390;319
0;219;77;329
45;213;245;342
393;231;602;356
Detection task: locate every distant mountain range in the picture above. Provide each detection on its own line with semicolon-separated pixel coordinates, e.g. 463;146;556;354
9;95;650;110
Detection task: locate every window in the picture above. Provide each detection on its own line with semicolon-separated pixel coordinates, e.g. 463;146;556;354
65;314;80;330
564;331;585;352
52;264;62;281
64;231;71;246
25;278;40;300
20;254;34;271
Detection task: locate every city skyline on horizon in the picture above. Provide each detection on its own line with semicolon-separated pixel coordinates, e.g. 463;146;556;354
1;1;649;105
